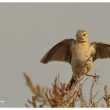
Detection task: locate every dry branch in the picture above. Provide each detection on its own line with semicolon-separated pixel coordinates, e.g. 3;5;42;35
24;71;109;107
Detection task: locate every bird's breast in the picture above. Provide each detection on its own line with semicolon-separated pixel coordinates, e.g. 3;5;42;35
71;43;95;65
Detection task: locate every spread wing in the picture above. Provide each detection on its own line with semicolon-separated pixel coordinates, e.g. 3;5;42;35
91;42;110;61
40;39;76;64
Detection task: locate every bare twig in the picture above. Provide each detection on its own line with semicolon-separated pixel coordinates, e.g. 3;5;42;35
24;72;108;107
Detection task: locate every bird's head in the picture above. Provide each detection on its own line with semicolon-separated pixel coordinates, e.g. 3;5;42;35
76;29;88;43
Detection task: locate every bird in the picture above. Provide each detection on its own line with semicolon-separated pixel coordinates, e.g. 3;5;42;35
40;29;110;86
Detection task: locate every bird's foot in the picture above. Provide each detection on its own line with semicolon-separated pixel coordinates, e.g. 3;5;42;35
86;73;100;82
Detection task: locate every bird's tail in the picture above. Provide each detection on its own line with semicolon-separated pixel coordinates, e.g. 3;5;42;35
66;75;79;91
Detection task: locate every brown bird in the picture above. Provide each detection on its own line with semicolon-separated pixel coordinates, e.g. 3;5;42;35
40;29;110;85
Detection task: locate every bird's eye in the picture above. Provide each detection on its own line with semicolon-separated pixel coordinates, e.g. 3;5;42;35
83;34;86;36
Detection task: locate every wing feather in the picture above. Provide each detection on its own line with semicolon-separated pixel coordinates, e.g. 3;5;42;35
40;39;76;64
91;42;110;61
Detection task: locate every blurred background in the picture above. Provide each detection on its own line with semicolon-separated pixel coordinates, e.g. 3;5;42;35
0;3;110;107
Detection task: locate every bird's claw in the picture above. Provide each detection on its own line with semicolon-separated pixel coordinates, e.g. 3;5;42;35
86;74;100;82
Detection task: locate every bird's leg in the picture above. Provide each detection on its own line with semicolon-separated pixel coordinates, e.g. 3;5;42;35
86;73;100;82
86;74;95;77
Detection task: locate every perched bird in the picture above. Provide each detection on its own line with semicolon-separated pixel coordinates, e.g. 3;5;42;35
40;29;110;84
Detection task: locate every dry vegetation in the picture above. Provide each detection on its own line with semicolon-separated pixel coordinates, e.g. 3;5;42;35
24;72;110;108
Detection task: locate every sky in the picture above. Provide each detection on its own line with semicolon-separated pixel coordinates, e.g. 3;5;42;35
0;3;110;107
